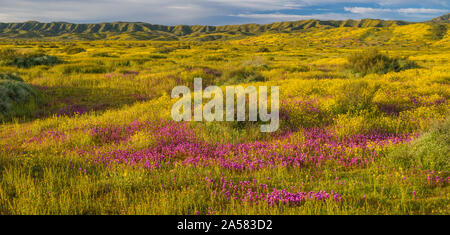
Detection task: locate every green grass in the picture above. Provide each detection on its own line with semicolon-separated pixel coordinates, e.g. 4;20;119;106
0;143;448;215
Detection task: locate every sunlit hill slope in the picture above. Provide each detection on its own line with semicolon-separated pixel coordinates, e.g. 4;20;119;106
0;15;448;41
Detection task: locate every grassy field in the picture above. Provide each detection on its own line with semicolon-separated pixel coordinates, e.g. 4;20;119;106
0;21;449;214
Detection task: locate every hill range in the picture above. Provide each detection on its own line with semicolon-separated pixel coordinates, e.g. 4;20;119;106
0;13;448;41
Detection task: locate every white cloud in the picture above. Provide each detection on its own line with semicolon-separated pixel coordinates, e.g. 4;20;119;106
376;0;449;7
397;8;449;14
208;0;304;11
344;7;448;15
232;13;354;22
344;7;391;14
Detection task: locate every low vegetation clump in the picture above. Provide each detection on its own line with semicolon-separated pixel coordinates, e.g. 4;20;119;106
333;81;380;114
0;48;61;68
0;74;41;121
219;66;266;85
347;48;417;76
388;117;450;172
428;23;447;40
0;72;24;82
63;47;86;55
54;63;109;74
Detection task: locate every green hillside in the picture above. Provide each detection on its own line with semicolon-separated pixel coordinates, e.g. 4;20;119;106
0;19;412;41
432;13;450;23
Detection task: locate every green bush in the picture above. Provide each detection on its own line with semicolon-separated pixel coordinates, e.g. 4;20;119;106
64;47;86;55
0;48;61;68
428;23;447;40
148;54;167;59
91;52;116;57
334;81;380;114
55;63;109;74
0;79;41;120
346;48;417;76
286;65;310;72
0;73;24;82
257;47;270;52
204;55;225;61
220;66;266;85
387;117;450;171
0;48;17;66
154;47;176;54
14;55;61;68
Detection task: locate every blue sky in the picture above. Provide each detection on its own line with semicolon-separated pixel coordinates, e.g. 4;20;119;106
0;0;448;25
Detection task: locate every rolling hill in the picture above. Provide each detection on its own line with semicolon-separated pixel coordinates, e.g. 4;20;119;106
0;14;448;41
0;19;412;41
432;13;450;23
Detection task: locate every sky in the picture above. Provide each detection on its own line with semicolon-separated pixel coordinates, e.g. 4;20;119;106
0;0;448;25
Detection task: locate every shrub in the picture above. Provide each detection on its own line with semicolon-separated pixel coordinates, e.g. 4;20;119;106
334;81;380;114
0;48;17;66
148;54;167;59
55;64;109;74
280;97;328;129
346;48;417;76
64;47;86;55
428;23;447;40
204;55;225;61
154;47;176;54
0;73;24;82
0;48;61;68
14;55;61;68
0;79;41;120
387;117;450;171
220;66;266;85
91;52;115;57
286;65;310;73
257;47;270;52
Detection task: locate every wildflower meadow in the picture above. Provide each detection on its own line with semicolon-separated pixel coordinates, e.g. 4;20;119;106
0;16;449;215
